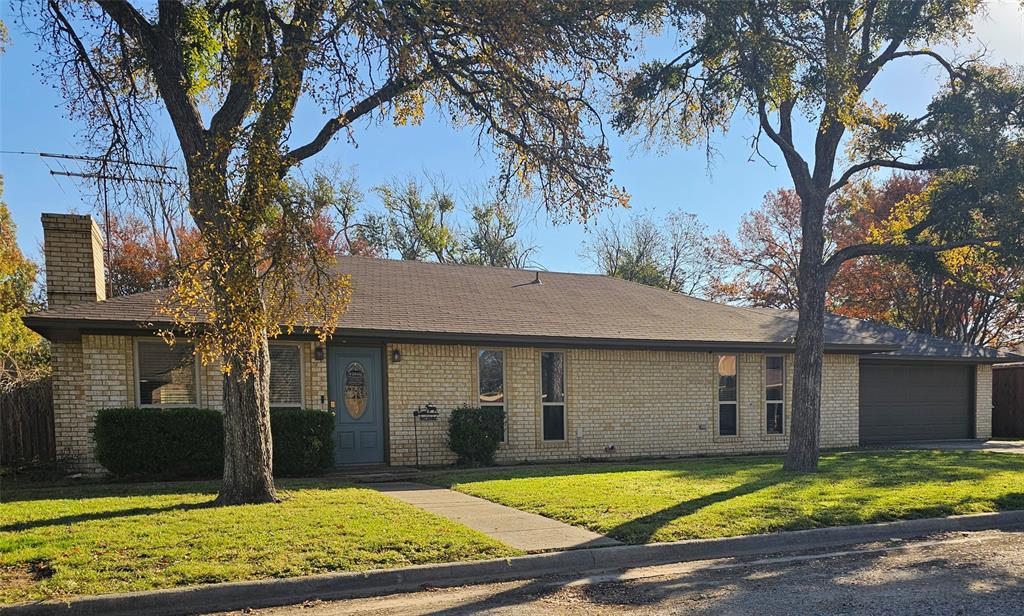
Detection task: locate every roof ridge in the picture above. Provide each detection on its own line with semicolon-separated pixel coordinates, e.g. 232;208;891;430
333;254;610;279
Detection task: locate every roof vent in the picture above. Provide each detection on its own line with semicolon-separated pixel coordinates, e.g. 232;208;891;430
532;271;542;285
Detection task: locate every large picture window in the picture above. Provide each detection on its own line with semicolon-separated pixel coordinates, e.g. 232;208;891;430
136;340;197;406
270;344;303;408
478;349;506;442
766;355;785;434
541;351;565;441
717;355;738;436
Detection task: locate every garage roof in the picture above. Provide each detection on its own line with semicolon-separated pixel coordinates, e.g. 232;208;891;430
755;310;1023;363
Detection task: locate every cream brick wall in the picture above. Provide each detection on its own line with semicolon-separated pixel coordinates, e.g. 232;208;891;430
52;335;327;473
386;343;861;466
976;364;993;439
41;213;106;308
51;339;95;472
387;344;474;466
821;354;860;447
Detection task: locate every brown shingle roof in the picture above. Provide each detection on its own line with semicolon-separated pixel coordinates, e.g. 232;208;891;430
25;256;896;352
748;308;1023;362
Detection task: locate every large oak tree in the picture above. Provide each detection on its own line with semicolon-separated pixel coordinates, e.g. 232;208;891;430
710;178;1024;347
34;0;627;503
614;0;1024;470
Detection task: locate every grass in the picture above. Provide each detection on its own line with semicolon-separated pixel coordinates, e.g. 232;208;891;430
0;477;518;605
428;450;1024;545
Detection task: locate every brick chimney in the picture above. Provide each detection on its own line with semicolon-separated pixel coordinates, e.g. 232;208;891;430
41;213;106;308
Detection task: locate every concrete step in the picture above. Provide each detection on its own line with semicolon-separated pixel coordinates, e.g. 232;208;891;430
329;466;422;483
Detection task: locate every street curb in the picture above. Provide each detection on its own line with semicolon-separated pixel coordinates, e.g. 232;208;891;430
9;510;1024;616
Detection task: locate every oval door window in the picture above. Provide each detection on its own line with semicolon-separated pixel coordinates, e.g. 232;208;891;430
344;362;368;419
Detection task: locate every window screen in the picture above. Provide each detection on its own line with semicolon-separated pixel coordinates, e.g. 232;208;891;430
270;345;303;407
137;340;196;406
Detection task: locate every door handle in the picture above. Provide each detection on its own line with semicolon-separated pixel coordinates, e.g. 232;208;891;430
329;400;336;409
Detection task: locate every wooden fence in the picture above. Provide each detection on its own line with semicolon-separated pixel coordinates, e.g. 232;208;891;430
0;379;55;466
993;365;1024;439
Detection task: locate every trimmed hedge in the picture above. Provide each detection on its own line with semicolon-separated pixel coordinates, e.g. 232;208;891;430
447;405;505;466
94;407;335;479
269;408;335;476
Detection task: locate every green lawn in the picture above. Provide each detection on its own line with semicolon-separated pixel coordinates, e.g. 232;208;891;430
429;451;1024;544
0;478;518;605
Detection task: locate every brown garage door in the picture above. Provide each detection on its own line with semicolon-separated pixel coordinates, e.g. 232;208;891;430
859;363;973;443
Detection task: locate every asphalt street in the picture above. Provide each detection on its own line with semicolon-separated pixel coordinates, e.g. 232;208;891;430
212;527;1024;616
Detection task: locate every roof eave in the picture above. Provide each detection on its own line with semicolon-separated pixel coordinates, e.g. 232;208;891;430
861;352;1024;365
22;316;898;354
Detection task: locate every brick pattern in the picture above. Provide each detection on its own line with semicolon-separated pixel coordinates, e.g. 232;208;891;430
976;364;993;439
81;335;134;409
53;336;326;473
386;344;474;466
41;214;105;308
305;343;329;412
386;343;862;466
821;354;860;447
51;340;95;472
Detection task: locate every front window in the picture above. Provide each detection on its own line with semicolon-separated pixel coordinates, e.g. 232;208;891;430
270;344;303;408
717;355;738;436
541;351;565;441
766;355;785;434
478;349;506;442
136;340;196;406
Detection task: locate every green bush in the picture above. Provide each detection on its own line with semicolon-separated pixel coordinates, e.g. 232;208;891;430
447;406;505;466
93;407;335;478
94;407;223;478
269;408;335;476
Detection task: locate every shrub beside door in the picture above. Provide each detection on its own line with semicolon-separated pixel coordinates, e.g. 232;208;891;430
94;407;335;478
447;406;505;466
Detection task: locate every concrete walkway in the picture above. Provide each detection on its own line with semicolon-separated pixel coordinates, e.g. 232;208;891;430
366;482;619;552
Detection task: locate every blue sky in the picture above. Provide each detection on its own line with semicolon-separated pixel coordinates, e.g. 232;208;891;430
2;2;1022;272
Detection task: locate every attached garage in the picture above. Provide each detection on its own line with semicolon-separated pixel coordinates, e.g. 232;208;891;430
859;362;974;443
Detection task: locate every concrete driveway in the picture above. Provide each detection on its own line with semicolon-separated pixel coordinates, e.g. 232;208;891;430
869;439;1024;454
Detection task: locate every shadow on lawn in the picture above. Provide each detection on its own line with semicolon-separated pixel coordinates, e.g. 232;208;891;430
429;455;780;488
0;500;217;532
432;450;1023;491
606;469;790;544
823;450;1023;488
1;476;356;504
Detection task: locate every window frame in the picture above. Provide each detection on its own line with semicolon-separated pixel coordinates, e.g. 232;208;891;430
539;350;567;443
475;348;508;444
715;353;739;438
764;354;786;435
269;341;305;410
133;337;200;408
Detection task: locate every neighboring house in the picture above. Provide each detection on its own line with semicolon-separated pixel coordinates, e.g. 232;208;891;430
994;362;1024;438
24;214;1023;474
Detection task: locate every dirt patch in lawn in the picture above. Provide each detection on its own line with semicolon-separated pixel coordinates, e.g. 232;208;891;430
0;561;54;593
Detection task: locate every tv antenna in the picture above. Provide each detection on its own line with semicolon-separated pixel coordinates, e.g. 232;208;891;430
2;149;179;298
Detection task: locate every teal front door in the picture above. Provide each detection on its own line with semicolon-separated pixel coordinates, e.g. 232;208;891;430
329;347;384;465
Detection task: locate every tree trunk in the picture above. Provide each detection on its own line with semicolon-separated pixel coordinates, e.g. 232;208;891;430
784;274;828;472
784;191;830;472
216;336;278;505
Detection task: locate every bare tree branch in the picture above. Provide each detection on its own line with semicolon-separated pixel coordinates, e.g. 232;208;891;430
828;158;935;195
823;236;1000;278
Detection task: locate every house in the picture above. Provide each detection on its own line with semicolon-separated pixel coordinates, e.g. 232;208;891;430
24;213;1023;474
994;362;1024;438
